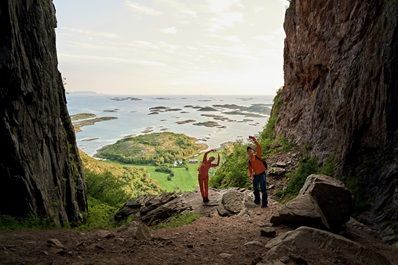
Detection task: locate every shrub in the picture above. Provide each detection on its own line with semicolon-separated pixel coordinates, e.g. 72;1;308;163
210;141;251;189
85;170;130;207
155;166;173;174
0;215;53;231
276;156;319;201
78;196;118;230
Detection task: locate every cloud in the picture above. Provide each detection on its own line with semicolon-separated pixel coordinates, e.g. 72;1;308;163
222;35;241;43
125;1;162;16
60;27;118;39
208;12;243;31
277;0;290;8
161;27;177;34
206;0;243;13
59;53;165;66
181;9;197;17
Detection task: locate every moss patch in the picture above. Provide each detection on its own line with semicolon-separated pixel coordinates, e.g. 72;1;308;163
154;212;201;230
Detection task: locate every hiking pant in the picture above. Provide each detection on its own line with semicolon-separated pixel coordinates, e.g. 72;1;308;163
253;172;267;206
198;174;209;199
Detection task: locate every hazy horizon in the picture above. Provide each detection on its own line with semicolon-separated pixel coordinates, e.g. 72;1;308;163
54;0;288;95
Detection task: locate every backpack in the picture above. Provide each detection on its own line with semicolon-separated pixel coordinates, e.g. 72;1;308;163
248;155;268;171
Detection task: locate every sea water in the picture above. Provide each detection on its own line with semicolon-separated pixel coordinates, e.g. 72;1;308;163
66;93;274;156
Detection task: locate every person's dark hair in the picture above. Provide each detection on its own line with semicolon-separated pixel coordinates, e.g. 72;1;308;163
247;146;254;151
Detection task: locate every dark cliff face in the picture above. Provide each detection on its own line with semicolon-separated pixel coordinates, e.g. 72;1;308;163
0;1;87;225
277;0;398;241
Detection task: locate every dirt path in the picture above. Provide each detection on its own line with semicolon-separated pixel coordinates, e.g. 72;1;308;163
1;198;397;265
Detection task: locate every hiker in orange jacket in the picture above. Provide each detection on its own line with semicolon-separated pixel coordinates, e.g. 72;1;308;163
247;136;268;207
198;149;220;203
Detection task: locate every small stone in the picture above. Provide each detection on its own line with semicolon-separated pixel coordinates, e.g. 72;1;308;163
280;256;290;263
47;238;65;249
219;253;233;258
244;241;263;247
56;249;67;255
41;251;48;256
95;244;104;250
97;230;115;239
275;162;287;168
76;241;85;248
261;227;277;238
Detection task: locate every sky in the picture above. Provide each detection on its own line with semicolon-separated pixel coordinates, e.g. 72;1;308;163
53;0;289;95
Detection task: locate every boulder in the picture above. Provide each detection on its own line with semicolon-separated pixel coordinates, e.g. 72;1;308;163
261;227;277;238
265;226;391;265
270;175;352;230
115;193;183;224
300;175;352;229
270;194;324;228
141;198;190;225
273;162;288;168
217;190;246;217
117;221;151;240
268;167;287;178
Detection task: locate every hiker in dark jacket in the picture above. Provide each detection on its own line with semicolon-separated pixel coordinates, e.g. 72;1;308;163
247;136;268;207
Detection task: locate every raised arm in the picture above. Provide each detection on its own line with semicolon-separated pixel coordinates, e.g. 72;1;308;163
202;149;213;162
212;154;220;167
250;136;262;158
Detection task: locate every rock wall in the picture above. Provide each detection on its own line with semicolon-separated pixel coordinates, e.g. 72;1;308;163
277;0;398;241
0;1;87;225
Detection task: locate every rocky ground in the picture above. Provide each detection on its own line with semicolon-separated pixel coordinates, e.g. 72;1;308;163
0;187;397;265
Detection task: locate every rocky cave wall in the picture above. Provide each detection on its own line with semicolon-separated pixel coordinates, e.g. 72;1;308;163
0;1;87;226
277;0;398;242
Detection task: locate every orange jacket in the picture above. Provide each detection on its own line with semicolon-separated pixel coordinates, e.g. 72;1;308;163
248;143;266;176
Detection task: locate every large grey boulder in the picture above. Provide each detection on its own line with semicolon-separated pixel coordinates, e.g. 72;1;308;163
271;175;352;230
300;175;352;229
270;194;324;228
217;190;245;217
265;226;391;265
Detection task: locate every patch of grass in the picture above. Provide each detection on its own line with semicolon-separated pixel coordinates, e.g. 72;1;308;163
85;170;130;207
134;162;200;192
260;89;283;141
276;156;319;201
80;150;162;198
0;215;54;231
77;196;119;230
319;155;337;176
153;212;201;230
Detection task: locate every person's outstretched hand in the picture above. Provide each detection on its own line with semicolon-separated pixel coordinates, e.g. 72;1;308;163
249;136;256;141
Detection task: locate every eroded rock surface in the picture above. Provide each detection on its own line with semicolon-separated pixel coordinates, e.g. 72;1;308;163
277;0;398;242
271;175;352;230
0;1;86;225
265;226;391;265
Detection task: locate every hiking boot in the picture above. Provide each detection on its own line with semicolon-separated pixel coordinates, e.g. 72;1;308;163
254;200;261;205
204;197;210;203
261;204;268;208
